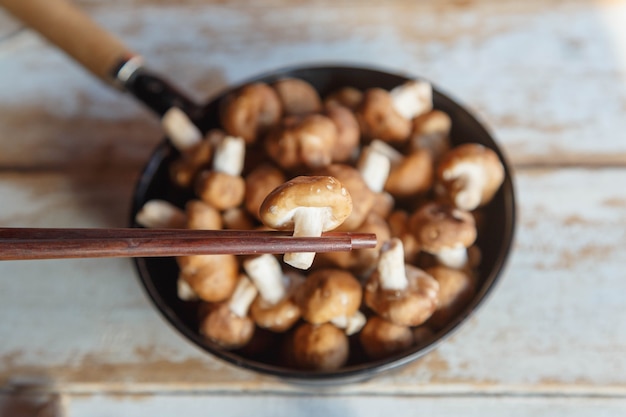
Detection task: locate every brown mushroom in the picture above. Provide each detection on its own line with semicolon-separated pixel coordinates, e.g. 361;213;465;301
324;105;360;163
409;110;452;162
243;254;303;333
265;114;338;171
220;82;282;144
409;202;477;269
388;210;420;263
195;136;247;211
244;164;286;221
222;207;255;230
369;191;395;220
365;139;434;198
437;143;505;211
359;316;414;360
364;238;439;326
168;132;216;188
425;265;476;330
356;88;411;143
259;176;353;269
272;78;322;116
324;86;363;111
295;268;362;325
199;275;258;349
185;199;222;230
178;253;239;303
317;164;375;231
291;322;349;371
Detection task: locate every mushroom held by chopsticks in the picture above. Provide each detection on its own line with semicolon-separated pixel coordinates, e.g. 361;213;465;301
243;254;303;333
291;322;349;371
195;135;246;211
359;316;414;360
409;202;477;269
295;268;365;335
364;238;439;327
437;143;505;211
199;275;258;350
259;176;353;269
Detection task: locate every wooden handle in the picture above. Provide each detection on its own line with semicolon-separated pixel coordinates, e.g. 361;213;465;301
1;0;134;82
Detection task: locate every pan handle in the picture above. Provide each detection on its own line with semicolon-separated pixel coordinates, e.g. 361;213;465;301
1;0;203;120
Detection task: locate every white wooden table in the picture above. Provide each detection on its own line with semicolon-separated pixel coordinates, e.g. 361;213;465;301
1;1;626;415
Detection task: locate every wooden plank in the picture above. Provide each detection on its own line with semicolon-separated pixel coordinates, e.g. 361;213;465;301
2;1;626;168
59;394;626;417
1;167;625;395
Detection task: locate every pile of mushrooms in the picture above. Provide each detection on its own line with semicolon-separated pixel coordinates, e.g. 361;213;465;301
135;77;505;371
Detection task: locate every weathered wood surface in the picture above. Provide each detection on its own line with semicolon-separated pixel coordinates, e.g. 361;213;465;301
1;0;626;415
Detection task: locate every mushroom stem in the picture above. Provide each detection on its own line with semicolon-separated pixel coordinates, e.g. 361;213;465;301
161;107;203;152
442;161;487;211
213;135;246;176
436;247;468;269
357;146;391;193
228;275;258;318
135;199;187;229
284;207;328;269
370;139;403;164
177;278;199;301
330;310;367;336
377;238;409;291
243;254;287;305
389;80;433;120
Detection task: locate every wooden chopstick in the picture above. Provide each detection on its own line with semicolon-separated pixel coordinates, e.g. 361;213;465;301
0;228;377;260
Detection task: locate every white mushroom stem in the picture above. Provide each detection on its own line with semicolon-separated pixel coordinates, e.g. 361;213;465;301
357;146;391;193
330;310;367;336
442;161;488;211
283;207;329;269
161;107;203;152
135;199;187;229
177;278;199;301
370;139;403;164
390;80;433;120
377;238;409;291
436;247;469;269
213;135;246;176
243;254;287;305
228;275;259;318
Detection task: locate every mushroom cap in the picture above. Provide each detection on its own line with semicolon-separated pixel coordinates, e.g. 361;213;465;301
195;171;245;211
295;268;362;324
425;265;476;330
324;86;363;111
272;78;322;116
365;264;439;327
265;114;337;170
259;176;352;231
356;88;411;143
220;82;282;144
199;302;255;350
437;143;505;210
317;164;375;231
385;149;434;198
185;199;222;230
178;254;239;303
324;105;360;163
409;202;477;254
249;272;304;333
244;164;286;221
359;316;414;360
291;322;349;370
